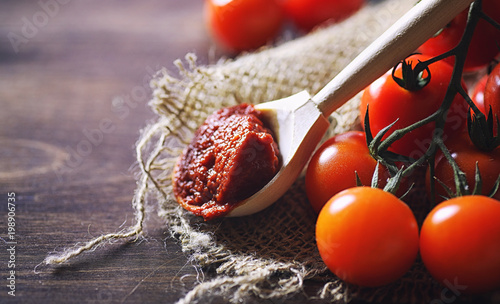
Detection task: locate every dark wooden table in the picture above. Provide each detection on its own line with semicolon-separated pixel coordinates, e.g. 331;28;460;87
0;1;224;303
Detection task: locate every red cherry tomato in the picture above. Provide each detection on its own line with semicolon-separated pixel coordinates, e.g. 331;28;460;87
278;0;364;32
305;131;386;213
470;75;488;114
484;63;500;123
316;187;419;287
360;54;468;159
204;0;284;52
470;73;488;115
426;131;500;202
420;195;500;294
418;0;500;71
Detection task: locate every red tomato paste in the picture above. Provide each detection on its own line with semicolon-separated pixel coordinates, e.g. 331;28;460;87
172;103;280;220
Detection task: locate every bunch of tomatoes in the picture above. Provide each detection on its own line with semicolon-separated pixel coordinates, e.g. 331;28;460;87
307;0;500;295
204;0;365;52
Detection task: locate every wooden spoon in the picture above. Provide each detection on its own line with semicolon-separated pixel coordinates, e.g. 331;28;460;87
227;0;474;217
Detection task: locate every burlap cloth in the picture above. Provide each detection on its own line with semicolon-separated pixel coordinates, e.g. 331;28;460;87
44;0;498;303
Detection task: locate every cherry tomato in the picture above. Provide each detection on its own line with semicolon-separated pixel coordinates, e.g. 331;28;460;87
360;54;468;159
470;73;488;115
316;187;419;287
305;131;386;213
418;0;500;71
426;131;500;202
420;195;500;294
278;0;364;32
204;0;284;52
484;63;500;123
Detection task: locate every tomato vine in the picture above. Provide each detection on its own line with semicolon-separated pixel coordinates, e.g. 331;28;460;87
364;0;500;202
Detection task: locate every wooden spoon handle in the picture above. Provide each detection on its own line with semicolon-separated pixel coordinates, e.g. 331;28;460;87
312;0;474;116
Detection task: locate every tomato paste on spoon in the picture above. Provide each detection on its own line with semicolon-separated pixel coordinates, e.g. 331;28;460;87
172;103;280;220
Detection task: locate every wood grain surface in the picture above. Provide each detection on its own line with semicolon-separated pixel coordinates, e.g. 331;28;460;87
0;1;217;303
0;1;498;304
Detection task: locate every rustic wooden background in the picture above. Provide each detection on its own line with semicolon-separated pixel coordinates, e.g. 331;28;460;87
0;1;220;303
0;1;499;303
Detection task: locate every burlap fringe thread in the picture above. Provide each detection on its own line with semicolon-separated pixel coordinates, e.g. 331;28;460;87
43;0;450;303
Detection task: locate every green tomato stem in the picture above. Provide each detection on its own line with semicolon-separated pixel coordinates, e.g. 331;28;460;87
372;0;486;197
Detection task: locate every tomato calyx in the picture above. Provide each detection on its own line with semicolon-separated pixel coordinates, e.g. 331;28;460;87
381;166;413;198
391;56;431;91
467;106;500;151
433;160;500;200
362;109;416;196
430;135;500;202
363;107;412;168
431;143;471;200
